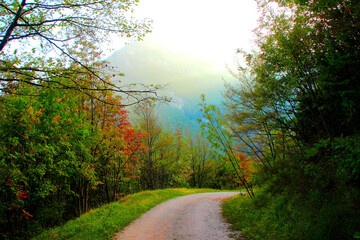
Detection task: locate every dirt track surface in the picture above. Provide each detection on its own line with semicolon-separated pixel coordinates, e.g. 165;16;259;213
113;192;244;240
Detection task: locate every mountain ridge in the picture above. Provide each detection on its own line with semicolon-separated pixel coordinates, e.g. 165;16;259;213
106;40;232;131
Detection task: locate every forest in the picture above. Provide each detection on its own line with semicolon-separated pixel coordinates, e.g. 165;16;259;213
1;0;360;239
218;0;360;239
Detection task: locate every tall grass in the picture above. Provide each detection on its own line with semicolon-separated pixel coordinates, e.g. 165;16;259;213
222;184;360;240
32;188;217;240
222;189;301;240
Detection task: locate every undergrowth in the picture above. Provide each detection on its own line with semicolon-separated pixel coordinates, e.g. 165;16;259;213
222;141;360;240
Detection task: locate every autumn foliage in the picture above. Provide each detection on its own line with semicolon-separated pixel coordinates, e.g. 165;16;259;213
235;152;253;181
0;1;237;239
0;78;236;239
0;76;147;238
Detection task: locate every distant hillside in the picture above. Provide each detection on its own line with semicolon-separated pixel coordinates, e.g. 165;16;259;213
106;40;232;132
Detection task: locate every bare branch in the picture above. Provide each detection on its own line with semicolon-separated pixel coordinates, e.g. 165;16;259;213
0;0;27;52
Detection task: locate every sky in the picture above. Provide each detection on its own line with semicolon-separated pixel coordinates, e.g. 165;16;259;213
108;0;260;70
104;0;261;124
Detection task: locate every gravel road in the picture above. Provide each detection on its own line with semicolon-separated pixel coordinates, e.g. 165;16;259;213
113;192;245;240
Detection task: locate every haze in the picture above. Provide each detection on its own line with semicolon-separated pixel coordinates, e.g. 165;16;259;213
106;0;260;130
109;0;259;69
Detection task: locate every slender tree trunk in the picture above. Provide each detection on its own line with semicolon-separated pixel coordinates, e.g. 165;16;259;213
85;182;89;213
0;0;26;52
78;180;82;216
105;178;110;204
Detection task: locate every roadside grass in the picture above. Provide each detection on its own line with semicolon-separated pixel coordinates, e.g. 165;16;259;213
222;187;305;240
222;187;264;240
222;185;360;240
32;188;218;240
222;190;269;240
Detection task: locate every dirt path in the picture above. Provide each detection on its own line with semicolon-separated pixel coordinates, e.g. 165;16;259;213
113;192;245;240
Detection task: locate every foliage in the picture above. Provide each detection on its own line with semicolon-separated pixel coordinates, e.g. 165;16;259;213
133;103;191;189
186;133;239;189
223;158;360;240
0;0;162;105
221;0;360;239
198;95;254;197
0;1;242;239
0;74;146;239
0;80;237;239
132;102;238;191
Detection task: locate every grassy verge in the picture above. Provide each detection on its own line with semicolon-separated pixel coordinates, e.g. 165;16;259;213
222;191;271;240
32;188;217;240
222;186;309;240
222;185;360;240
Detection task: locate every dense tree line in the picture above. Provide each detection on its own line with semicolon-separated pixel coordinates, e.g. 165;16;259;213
0;81;239;239
0;73;144;238
133;103;241;191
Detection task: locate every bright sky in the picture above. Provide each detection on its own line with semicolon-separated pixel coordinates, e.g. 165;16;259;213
110;0;259;69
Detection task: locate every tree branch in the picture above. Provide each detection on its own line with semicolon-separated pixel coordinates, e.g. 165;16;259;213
0;0;27;52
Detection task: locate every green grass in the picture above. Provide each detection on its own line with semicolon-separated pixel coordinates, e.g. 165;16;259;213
32;188;217;240
222;186;311;240
222;190;290;240
222;185;360;240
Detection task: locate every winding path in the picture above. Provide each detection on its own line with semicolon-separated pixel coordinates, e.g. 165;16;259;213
113;192;245;240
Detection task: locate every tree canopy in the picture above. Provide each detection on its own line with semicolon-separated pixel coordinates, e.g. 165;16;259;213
0;0;162;105
215;0;360;238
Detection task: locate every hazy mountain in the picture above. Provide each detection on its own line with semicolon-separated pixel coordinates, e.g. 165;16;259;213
106;40;232;132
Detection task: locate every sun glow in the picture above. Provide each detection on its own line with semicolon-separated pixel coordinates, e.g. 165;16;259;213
110;0;259;69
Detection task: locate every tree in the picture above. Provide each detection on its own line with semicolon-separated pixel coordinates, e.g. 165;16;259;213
88;90;146;205
221;1;360;238
133;103;192;190
188;133;210;188
0;0;161;105
198;95;254;197
253;0;360;142
134;102;162;189
0;79;95;237
0;69;148;238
